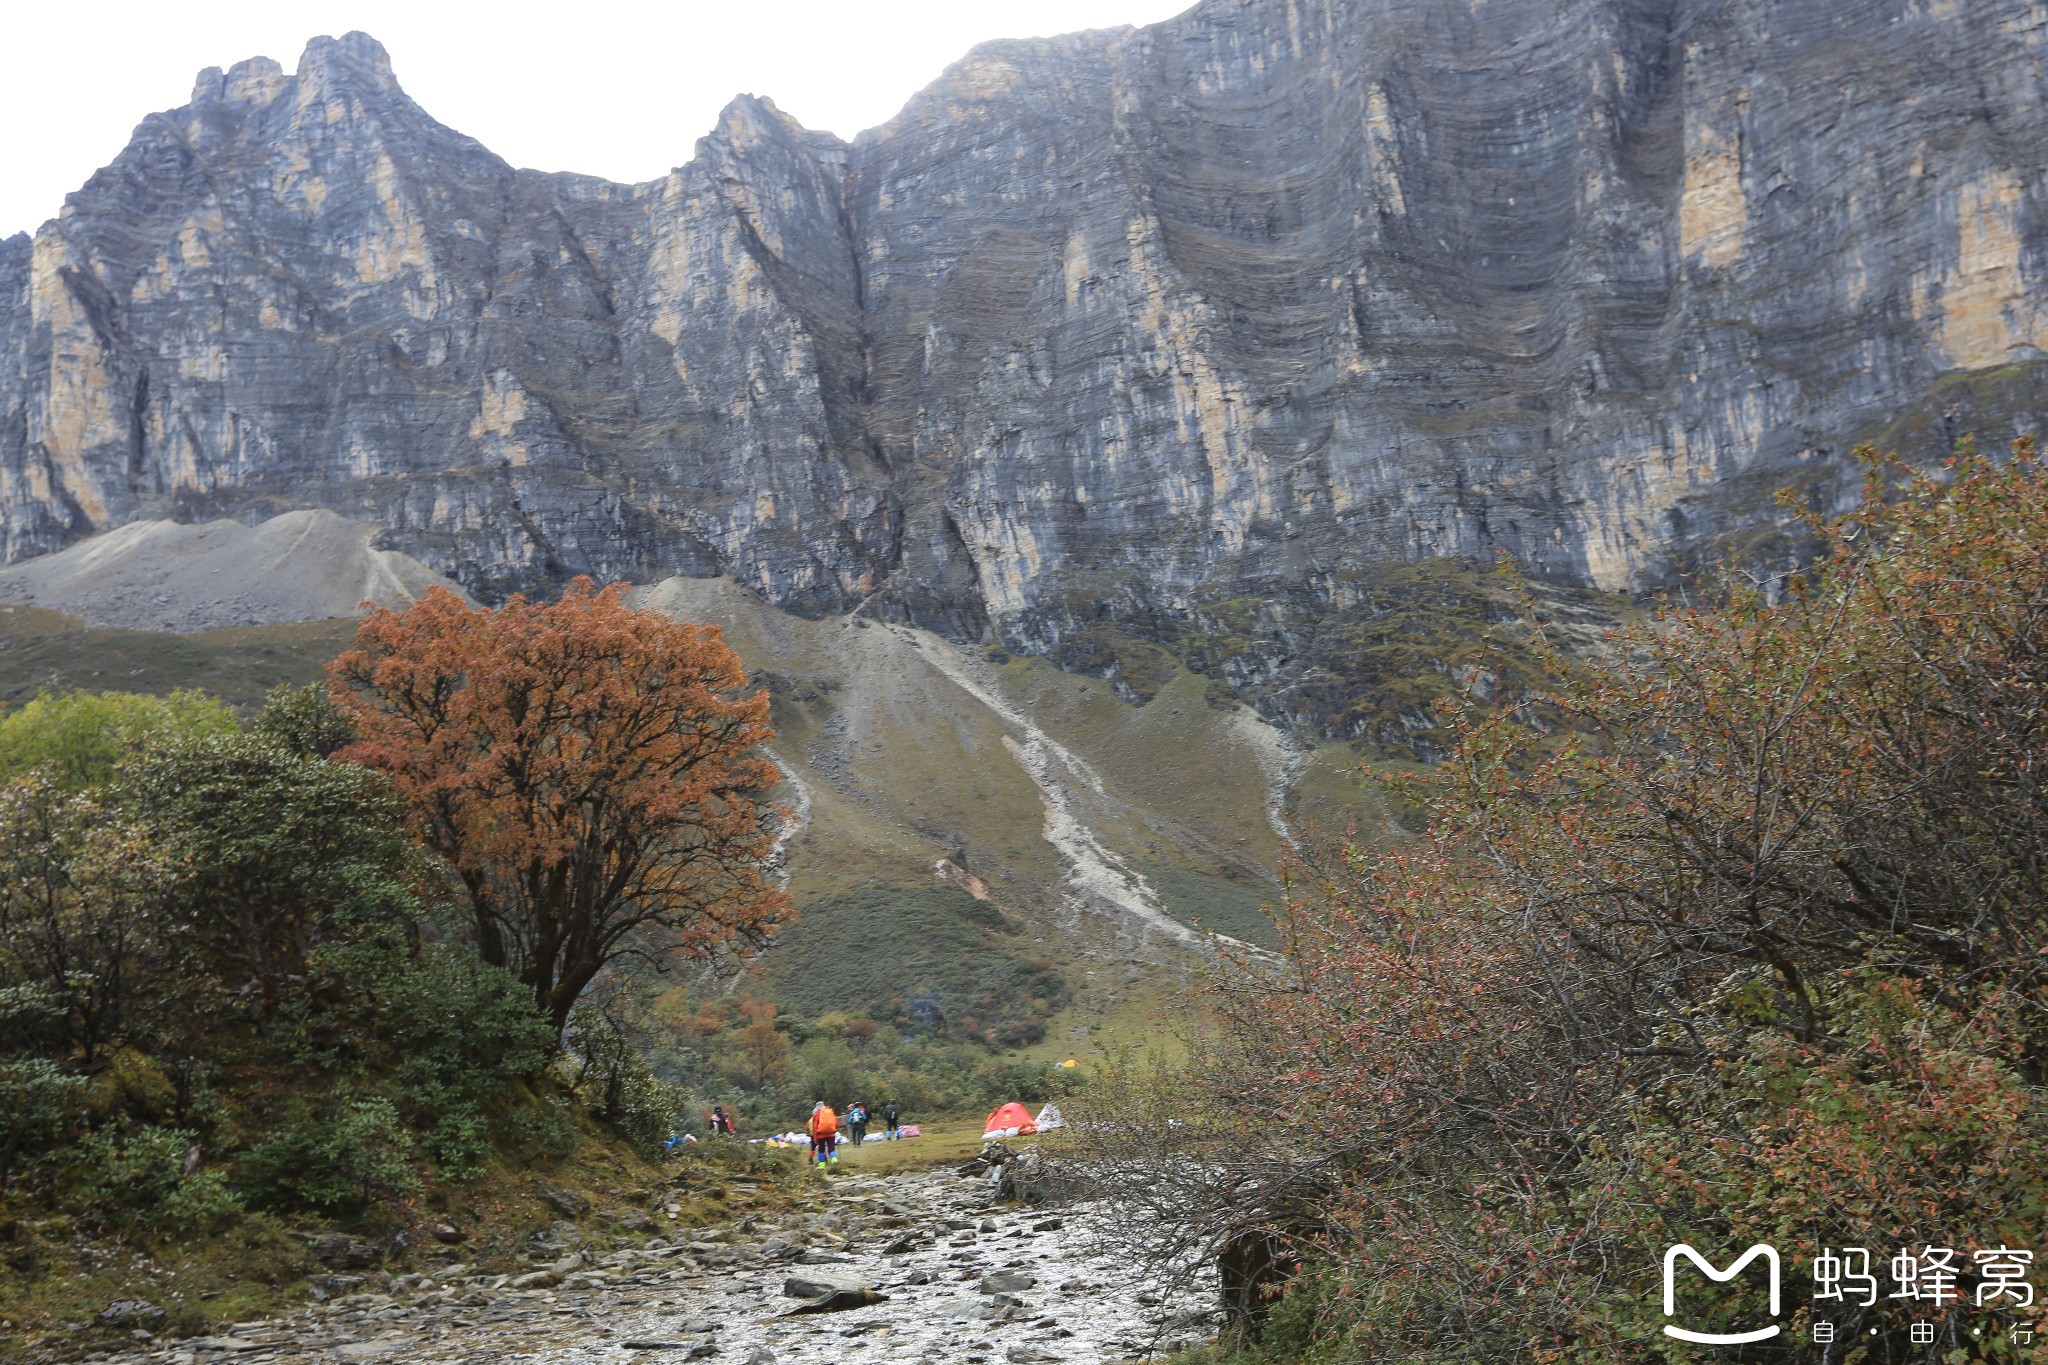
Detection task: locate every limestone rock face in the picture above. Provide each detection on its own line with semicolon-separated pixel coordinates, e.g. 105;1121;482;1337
2;3;2045;706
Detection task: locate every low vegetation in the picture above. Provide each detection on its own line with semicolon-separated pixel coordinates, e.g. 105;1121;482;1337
0;607;352;709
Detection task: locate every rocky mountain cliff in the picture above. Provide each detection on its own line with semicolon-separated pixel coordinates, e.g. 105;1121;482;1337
3;0;2045;733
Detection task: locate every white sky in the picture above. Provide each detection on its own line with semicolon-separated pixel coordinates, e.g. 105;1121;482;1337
0;0;1195;239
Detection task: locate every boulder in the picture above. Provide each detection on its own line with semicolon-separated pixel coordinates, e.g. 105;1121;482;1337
509;1270;562;1290
783;1274;870;1299
989;1145;1067;1204
533;1178;592;1218
308;1273;367;1300
781;1287;889;1315
981;1271;1039;1295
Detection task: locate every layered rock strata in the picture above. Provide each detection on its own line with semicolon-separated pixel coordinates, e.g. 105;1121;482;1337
2;2;2043;726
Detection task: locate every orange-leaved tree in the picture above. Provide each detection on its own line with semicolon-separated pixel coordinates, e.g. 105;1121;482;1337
328;579;790;1034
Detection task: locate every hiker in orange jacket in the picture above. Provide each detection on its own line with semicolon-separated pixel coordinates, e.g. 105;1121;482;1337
807;1101;839;1165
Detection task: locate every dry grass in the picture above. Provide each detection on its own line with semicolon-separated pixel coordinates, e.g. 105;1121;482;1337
823;1116;994;1175
0;607;354;710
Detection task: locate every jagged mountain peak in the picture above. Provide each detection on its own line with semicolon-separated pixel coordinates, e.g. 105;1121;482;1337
184;32;403;115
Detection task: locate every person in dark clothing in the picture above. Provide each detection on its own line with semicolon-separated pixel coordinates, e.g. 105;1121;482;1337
708;1104;736;1136
881;1099;901;1140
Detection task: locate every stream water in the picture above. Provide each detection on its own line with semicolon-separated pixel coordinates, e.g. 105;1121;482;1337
80;1166;1215;1365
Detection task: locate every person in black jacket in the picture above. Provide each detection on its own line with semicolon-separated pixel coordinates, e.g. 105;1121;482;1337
881;1099;901;1140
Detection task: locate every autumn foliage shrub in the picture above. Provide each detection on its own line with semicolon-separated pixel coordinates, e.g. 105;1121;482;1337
1103;445;2048;1363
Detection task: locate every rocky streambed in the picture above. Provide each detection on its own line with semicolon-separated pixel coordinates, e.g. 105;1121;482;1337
70;1165;1215;1364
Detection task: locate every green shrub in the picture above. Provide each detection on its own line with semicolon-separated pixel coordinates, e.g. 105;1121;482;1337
566;1004;686;1155
77;1126;243;1235
129;731;422;1017
0;1057;88;1183
304;940;553;1179
251;683;356;758
508;1094;577;1162
238;1097;418;1212
0;689;238;790
792;1037;862;1106
416;1105;492;1180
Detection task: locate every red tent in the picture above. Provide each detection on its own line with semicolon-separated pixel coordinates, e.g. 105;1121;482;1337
982;1101;1037;1137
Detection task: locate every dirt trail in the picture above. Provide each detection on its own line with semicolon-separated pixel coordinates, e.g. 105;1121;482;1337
76;1163;1212;1364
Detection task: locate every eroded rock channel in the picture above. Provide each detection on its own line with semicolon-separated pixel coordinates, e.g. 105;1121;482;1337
79;1167;1212;1364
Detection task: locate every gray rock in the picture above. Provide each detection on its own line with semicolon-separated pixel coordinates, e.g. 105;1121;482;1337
623;1343;715;1357
93;1299;164;1327
6;2;2039;745
308;1274;367;1299
780;1287;889;1316
508;1270;561;1290
526;1220;584;1254
980;1271;1038;1295
309;1233;380;1270
783;1274;868;1300
532;1179;591;1218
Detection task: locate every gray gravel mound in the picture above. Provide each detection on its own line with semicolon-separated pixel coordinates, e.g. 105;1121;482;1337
0;511;468;632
